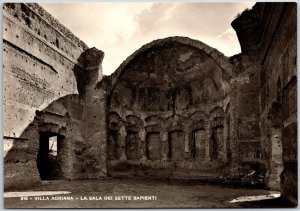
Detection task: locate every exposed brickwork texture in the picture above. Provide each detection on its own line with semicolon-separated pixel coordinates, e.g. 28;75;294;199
232;2;297;205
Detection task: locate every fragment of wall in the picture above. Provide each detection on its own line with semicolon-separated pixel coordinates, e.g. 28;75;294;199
259;3;297;204
232;2;297;205
231;3;265;176
4;47;107;190
3;3;88;139
3;3;108;190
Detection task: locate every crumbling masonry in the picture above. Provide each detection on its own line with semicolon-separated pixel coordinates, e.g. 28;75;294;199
3;3;297;205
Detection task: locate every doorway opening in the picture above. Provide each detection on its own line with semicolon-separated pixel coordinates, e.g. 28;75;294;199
37;132;64;180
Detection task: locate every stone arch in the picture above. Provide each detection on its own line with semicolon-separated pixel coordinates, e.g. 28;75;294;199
102;36;235;179
4;94;85;189
100;36;235;93
36;103;74;181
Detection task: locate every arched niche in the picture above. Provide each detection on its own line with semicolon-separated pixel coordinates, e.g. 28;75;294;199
189;111;207;160
107;112;123;160
124;115;143;160
145;125;161;161
36;102;72;181
167;122;185;161
144;115;162;161
209;107;225;160
4;95;82;189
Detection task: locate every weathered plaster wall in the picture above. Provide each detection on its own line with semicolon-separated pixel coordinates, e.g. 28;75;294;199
232;2;297;205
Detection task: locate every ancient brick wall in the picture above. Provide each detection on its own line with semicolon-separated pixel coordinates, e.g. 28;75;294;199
100;37;238;179
230;52;262;167
232;2;297;205
230;4;265;182
260;3;297;204
3;3;107;190
4;47;107;190
3;3;88;139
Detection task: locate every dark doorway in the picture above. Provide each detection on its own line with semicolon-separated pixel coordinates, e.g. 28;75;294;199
37;132;64;180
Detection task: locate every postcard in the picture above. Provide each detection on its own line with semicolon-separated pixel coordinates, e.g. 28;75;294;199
2;2;297;208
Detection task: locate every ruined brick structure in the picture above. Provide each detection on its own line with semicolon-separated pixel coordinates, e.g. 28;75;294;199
100;37;236;179
3;2;297;206
232;3;297;204
3;3;107;188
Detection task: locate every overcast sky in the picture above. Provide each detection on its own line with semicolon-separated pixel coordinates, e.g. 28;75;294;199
41;2;255;75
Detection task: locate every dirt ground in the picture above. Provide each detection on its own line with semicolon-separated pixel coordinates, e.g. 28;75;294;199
4;178;290;208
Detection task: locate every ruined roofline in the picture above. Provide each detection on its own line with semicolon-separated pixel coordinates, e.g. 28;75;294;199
101;36;235;92
16;3;89;51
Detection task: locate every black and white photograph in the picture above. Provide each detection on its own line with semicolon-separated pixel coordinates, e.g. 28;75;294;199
2;1;297;208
